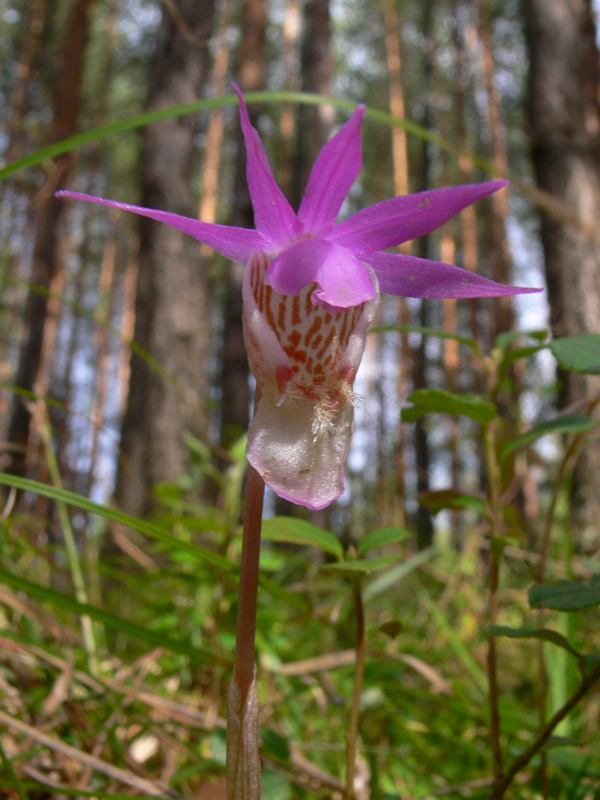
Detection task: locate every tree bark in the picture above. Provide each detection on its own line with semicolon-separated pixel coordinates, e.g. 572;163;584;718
198;0;233;229
278;0;301;199
114;0;215;515
526;0;600;542
5;0;45;163
383;0;412;527
413;0;435;549
220;0;267;450
477;0;514;337
293;0;333;207
6;0;97;477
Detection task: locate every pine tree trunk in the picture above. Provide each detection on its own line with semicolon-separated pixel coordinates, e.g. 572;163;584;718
6;0;97;478
477;0;514;337
526;0;600;544
220;0;266;449
383;0;411;526
198;0;233;228
413;0;435;549
294;0;333;207
114;0;215;515
278;0;301;199
5;0;45;162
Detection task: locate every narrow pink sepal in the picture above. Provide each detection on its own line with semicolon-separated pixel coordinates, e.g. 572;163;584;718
297;105;365;235
55;191;264;264
232;84;301;247
331;181;510;254
366;251;542;298
264;238;376;308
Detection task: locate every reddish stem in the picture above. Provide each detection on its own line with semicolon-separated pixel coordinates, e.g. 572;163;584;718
234;464;265;699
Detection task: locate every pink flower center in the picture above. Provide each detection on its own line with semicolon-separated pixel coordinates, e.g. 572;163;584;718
248;252;366;399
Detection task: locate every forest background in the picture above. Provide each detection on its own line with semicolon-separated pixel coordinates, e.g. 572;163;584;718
1;0;600;798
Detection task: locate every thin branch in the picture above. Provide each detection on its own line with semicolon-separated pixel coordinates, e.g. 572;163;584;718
488;659;600;800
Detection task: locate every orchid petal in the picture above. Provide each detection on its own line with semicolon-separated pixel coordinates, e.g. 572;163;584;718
265;238;376;309
247;389;353;509
56;191;265;264
365;252;542;298
243;251;379;508
233;84;300;247
331;181;509;254
297;105;365;235
243;250;351;509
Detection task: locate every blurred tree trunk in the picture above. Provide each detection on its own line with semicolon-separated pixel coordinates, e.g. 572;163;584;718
86;215;118;497
54;0;120;497
114;0;215;515
453;0;482;351
413;0;435;549
293;0;333;206
198;0;232;229
278;0;301;199
526;0;600;543
6;0;97;478
383;0;411;527
476;0;514;337
220;0;266;449
5;0;45;162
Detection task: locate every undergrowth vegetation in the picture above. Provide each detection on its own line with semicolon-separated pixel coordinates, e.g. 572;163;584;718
1;328;600;799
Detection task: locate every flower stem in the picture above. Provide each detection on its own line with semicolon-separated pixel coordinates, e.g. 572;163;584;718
346;581;366;800
227;464;265;800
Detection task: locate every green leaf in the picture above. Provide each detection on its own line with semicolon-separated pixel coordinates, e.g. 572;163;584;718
0;472;234;573
261;516;343;561
490;625;583;661
0;473;310;615
550;334;600;375
323;555;400;576
357;526;411;556
377;620;403;638
0;742;27;800
498;344;546;377
583;653;600;672
495;329;547;351
548;748;600;777
501;414;595;460
543;736;584;750
368;323;479;353
402;389;497;426
490;535;515;557
0;568;226;664
261;729;290;761
418;489;487;515
0;91;445;182
363;546;438;603
529;576;600;612
262;770;292;800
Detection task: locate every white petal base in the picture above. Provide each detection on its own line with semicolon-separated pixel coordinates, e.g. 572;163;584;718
247;384;355;510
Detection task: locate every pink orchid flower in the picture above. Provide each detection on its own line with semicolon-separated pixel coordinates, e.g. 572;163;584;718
58;86;540;510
